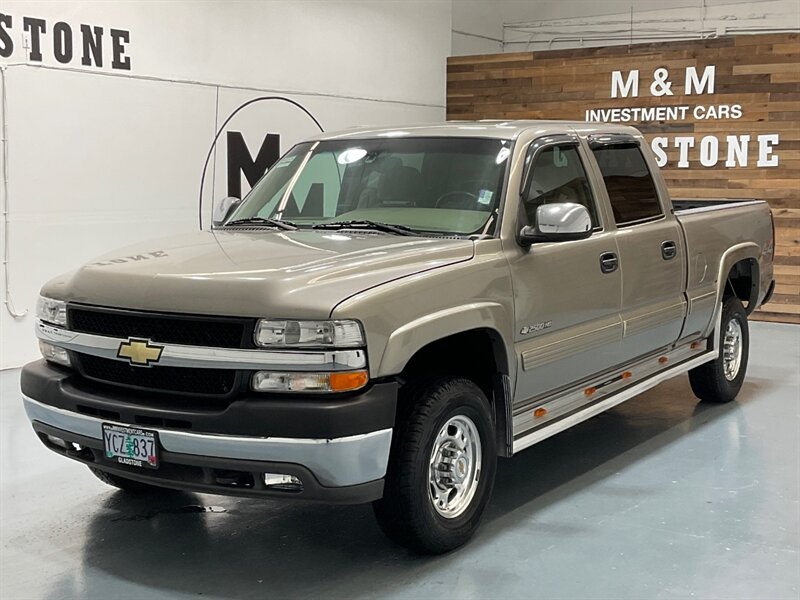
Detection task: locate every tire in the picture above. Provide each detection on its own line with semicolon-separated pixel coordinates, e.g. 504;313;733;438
89;467;171;494
688;296;749;403
373;377;497;554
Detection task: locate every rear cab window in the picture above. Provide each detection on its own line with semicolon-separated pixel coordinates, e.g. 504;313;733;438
591;143;663;226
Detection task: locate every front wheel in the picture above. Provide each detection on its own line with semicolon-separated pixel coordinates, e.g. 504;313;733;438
373;377;497;554
688;296;749;403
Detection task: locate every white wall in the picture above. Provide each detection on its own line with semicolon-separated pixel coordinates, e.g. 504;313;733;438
450;0;800;55
451;0;503;56
0;0;452;369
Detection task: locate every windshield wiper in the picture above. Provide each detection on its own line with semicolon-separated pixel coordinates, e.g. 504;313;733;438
224;217;297;231
311;220;418;236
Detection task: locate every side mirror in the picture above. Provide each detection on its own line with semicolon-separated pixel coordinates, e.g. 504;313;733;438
211;196;242;228
519;202;592;247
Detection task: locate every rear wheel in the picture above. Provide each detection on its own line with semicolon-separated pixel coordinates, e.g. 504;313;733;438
373;377;496;554
89;467;172;494
689;296;749;403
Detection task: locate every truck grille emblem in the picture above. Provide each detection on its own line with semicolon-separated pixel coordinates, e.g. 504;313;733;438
117;338;164;366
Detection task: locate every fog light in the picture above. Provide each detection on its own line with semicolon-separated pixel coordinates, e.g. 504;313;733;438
251;370;368;393
263;473;303;492
46;435;68;449
39;341;71;367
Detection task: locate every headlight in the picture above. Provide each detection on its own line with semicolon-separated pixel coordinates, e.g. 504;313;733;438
255;319;364;348
252;370;368;393
39;341;71;367
36;296;67;326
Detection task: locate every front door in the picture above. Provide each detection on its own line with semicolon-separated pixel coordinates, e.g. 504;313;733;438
508;137;623;404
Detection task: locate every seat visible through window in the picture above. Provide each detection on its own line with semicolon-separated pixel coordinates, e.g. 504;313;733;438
522;145;598;227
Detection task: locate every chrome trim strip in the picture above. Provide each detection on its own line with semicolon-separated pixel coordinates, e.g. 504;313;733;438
36;321;366;371
512;349;717;454
22;395;391;487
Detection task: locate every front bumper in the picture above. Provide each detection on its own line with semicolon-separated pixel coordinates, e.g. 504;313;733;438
21;361;397;503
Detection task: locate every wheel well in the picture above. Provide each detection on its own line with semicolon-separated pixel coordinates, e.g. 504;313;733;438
725;258;759;314
399;329;512;457
402;329;506;395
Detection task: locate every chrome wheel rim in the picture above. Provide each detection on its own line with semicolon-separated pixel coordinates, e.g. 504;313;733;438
428;415;482;519
722;318;743;381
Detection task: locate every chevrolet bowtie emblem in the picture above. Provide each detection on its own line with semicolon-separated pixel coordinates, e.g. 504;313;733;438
117;338;164;366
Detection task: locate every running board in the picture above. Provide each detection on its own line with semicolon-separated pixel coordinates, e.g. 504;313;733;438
512;349;717;454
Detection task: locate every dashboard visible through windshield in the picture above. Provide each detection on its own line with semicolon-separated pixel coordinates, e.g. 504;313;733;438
226;137;512;236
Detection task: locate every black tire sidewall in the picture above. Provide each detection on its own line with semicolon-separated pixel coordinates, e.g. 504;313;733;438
411;381;496;541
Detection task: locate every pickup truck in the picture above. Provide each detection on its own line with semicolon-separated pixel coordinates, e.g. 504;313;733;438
23;121;775;554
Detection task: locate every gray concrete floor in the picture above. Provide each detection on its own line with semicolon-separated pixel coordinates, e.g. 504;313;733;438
1;322;798;600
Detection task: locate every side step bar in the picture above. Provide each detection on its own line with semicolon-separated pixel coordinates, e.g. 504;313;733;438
512;350;717;454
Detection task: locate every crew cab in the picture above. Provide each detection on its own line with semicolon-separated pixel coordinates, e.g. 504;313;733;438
22;121;775;553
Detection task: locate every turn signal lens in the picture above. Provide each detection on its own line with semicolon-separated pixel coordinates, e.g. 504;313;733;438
251;370;368;393
329;370;369;392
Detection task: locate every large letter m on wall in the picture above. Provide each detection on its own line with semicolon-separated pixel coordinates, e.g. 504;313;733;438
611;70;639;98
227;132;280;198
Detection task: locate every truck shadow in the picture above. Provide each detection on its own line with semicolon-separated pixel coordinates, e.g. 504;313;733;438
66;375;767;600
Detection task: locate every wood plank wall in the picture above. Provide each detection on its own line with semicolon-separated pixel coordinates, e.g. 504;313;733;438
447;33;800;324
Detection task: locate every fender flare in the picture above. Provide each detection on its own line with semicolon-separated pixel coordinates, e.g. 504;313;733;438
377;302;511;378
708;243;761;332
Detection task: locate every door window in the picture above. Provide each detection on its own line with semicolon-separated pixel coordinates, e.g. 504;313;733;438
592;144;663;226
522;145;599;228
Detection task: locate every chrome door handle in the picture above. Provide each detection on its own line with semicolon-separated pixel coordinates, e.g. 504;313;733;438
661;241;678;260
599;252;618;274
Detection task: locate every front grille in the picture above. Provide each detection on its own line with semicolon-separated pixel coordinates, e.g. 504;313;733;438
68;305;255;349
76;354;238;396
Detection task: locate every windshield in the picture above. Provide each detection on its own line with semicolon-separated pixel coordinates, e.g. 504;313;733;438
226;137;512;236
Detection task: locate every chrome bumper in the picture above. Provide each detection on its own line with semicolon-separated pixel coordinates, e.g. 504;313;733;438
23;395;392;487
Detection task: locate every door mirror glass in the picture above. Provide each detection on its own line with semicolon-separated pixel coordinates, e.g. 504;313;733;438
519;202;592;246
212;196;242;228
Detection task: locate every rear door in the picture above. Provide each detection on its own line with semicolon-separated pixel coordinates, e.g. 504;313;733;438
587;135;686;362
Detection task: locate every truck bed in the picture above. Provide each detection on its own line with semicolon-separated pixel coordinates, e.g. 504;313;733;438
674;198;773;328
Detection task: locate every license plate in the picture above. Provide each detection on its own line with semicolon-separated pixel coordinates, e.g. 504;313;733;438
102;423;159;469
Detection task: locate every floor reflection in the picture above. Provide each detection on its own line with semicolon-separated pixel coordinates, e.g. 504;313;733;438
67;375;762;599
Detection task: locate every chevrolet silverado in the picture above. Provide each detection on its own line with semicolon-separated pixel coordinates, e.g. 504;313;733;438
23;121;775;553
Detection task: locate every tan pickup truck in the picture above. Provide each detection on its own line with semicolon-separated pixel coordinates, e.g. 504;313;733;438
23;121;775;553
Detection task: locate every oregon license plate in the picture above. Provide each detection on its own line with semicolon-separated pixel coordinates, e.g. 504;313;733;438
102;423;159;469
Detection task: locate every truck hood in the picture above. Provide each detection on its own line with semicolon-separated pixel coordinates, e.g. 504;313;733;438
43;230;474;318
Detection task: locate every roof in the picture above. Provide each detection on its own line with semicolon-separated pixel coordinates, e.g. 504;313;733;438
307;120;641;142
